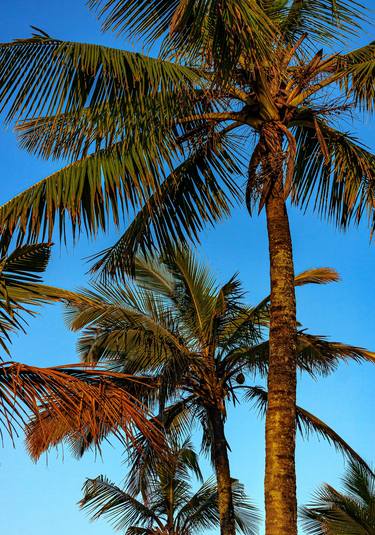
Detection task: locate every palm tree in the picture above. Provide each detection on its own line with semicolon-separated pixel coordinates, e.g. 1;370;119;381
0;3;374;533
0;243;162;455
80;438;260;535
28;249;374;534
301;461;375;534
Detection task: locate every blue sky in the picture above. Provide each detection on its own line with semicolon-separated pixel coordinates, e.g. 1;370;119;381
0;2;374;534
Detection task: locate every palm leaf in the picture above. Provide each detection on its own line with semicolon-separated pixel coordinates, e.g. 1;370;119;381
244;385;372;472
301;461;375;534
0;362;161;453
0;136;175;246
88;0;275;73
90;135;242;276
281;0;366;44
292;121;375;232
338;41;375;111
0;36;197;124
0;244;56;353
80;475;163;531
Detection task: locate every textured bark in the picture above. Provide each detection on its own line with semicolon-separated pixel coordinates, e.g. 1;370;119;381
210;407;236;535
264;181;298;535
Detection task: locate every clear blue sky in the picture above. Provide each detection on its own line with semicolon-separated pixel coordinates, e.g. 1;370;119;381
0;2;374;534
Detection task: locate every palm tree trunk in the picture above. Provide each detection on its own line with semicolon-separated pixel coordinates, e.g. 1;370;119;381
264;175;297;534
210;407;236;535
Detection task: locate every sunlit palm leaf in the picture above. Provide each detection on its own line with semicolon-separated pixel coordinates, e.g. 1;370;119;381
338;42;375;111
0;36;198;124
0;136;177;246
0;362;161;454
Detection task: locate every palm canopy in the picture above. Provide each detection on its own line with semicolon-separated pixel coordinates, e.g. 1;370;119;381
29;248;374;467
0;2;373;273
300;461;375;534
80;438;260;535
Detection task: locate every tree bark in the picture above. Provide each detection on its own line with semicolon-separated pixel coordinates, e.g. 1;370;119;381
264;185;298;535
210;407;236;535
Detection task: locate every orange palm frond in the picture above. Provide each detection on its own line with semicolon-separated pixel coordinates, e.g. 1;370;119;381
0;362;162;457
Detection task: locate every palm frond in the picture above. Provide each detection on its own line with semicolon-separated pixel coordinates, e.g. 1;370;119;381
292;121;375;232
63;283;191;371
295;333;375;377
90;134;242;277
281;0;366;45
301;461;375;534
88;0;275;73
0;36;197;124
244;386;372;472
338;41;375;111
0;136;175;246
0;362;161;453
80;475;162;531
0;244;55;353
177;477;259;535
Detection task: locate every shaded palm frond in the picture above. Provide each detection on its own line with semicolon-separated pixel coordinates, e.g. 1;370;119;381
80;475;162;531
0;243;56;353
295;333;375;377
301;461;375;534
292;122;375;233
281;0;366;45
244;386;372;472
88;0;275;74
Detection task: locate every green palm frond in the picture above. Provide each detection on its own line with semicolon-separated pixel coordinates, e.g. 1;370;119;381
294;333;375;377
244;386;372;472
175;476;220;533
232;479;262;535
338;41;375;111
280;0;366;44
88;0;275;72
63;281;192;371
90;134;243;277
0;136;176;246
80;439;255;534
0;244;54;353
292;122;375;232
301;461;375;534
230;332;375;379
0;36;198;124
80;476;162;531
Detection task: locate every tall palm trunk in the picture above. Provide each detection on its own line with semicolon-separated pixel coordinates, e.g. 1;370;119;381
264;173;298;535
210;407;236;535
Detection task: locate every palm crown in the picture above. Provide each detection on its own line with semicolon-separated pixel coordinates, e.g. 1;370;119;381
0;2;372;269
80;438;260;535
25;248;374;532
